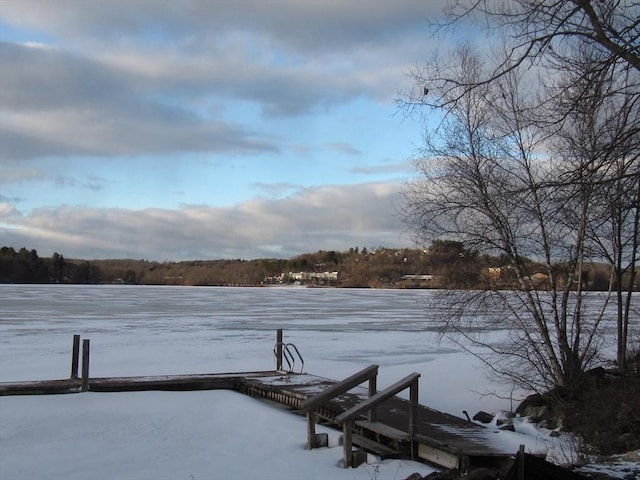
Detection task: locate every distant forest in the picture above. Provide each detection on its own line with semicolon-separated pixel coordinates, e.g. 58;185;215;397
0;243;623;290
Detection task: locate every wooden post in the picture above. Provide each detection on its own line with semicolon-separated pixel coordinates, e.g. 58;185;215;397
342;420;353;468
368;374;377;422
81;339;90;392
306;411;317;449
409;377;418;436
306;411;327;449
276;329;283;371
410;377;418;460
71;334;80;379
518;444;525;480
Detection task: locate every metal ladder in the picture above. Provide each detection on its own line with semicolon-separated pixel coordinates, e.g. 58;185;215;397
273;341;304;373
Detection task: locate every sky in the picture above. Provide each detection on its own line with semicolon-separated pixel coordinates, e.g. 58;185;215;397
0;0;455;261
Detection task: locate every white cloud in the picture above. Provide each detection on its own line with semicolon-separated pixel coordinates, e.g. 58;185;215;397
0;1;437;259
0;1;444;162
0;1;447;54
0;166;45;184
0;182;409;260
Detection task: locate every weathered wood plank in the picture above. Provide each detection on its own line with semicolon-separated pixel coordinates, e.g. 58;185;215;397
71;334;80;379
355;420;410;442
81;339;90;391
335;372;420;424
0;379;82;395
89;375;239;392
0;371;280;395
300;364;378;413
351;433;403;459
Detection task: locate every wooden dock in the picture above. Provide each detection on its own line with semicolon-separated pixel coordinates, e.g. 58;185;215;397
0;369;517;470
0;331;522;471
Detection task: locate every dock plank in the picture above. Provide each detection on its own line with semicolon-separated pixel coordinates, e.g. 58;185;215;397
0;378;82;395
236;372;516;460
355;420;410;442
351;433;403;459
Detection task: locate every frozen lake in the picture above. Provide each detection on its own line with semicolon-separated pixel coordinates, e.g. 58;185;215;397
1;284;624;480
0;284;624;415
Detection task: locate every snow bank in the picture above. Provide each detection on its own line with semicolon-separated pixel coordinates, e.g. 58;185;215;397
0;390;438;480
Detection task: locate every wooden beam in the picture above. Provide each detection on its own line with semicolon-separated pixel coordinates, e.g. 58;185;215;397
355;420;409;441
368;373;377;422
418;443;460;469
71;334;80;379
81;339;90;392
300;364;379;413
343;420;353;468
409;378;418;436
335;372;420;424
276;329;283;370
518;444;525;480
306;411;317;449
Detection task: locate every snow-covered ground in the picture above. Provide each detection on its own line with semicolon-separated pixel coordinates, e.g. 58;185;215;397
1;389;440;480
0;285;631;479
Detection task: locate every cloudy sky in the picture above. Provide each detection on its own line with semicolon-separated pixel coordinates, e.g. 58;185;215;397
0;0;453;261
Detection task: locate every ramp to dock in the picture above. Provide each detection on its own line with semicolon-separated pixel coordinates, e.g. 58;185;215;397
239;370;518;469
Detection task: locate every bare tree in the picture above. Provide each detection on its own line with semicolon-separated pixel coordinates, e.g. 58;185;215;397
401;1;639;387
404;45;609;392
432;1;640;97
558;57;640;372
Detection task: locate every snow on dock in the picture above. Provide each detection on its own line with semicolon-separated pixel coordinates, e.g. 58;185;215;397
0;331;539;471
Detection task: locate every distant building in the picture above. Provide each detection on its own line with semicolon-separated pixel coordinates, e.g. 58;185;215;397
401;274;436;285
265;271;339;284
487;267;502;279
289;271;339;282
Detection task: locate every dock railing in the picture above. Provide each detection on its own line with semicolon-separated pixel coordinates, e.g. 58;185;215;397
300;364;379;450
335;372;420;467
303;366;420;468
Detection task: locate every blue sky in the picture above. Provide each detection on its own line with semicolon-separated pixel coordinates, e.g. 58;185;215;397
0;0;451;261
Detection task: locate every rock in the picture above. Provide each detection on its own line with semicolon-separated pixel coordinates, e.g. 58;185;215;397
403;473;425;480
466;468;501;480
422;467;502;480
473;411;494;424
525;405;550;421
516;392;548;414
540;412;562;430
516;393;564;429
424;469;458;479
498;423;515;431
622;450;640;462
495;410;514;427
550;430;561;437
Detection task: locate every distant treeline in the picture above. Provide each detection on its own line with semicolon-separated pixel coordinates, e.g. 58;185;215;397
0;243;623;290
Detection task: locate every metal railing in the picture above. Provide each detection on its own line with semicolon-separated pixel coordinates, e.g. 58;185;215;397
273;341;305;373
